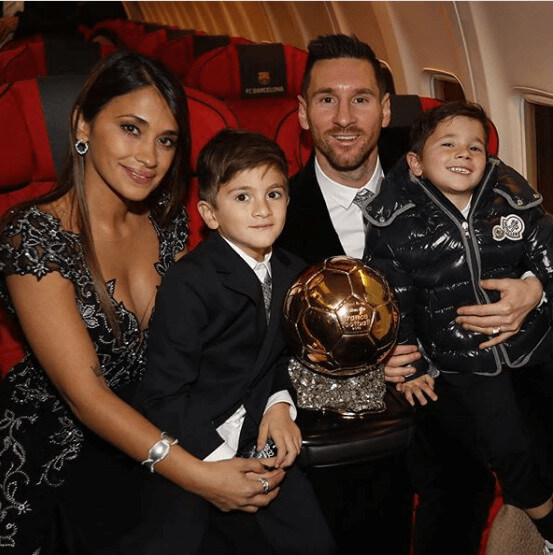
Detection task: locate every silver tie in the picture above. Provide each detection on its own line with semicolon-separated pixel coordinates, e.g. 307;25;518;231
261;270;272;322
352;188;374;212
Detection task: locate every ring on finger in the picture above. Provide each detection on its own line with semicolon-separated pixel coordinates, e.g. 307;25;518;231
258;477;270;494
491;326;501;336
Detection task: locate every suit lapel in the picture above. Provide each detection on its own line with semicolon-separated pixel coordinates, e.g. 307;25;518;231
250;248;296;376
207;234;295;382
209;233;267;336
294;156;345;257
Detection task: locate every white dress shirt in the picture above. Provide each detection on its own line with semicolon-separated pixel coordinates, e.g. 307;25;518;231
315;156;384;259
203;237;296;461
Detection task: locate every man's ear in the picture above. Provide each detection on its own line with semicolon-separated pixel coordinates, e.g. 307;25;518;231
381;93;391;129
197;200;219;230
298;95;310;131
406;151;424;177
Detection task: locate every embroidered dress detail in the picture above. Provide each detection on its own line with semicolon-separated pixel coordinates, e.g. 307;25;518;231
0;202;188;551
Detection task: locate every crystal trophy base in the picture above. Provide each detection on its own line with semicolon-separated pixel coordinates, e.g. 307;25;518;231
288;358;386;417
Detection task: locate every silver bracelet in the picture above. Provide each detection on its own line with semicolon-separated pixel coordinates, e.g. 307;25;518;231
141;432;178;473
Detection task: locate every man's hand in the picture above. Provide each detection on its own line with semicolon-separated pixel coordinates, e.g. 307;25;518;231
383;344;421;383
456;276;543;348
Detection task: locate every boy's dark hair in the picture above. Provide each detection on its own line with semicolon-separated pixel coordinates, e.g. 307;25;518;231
197;129;289;205
301;34;387;98
409;101;491;155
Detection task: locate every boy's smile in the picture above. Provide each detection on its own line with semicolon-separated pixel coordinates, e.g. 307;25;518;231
198;164;289;261
407;115;487;211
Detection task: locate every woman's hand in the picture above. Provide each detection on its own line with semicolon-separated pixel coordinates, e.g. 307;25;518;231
194;457;286;513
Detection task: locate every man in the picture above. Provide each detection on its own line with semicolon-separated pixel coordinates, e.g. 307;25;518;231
277;33;544;554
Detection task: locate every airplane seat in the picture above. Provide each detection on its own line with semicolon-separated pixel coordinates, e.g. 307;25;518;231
185;42;307;140
136;28;196;59
182;86;240;250
83;19;150;51
157;34;252;83
274;94;500;177
0;75;238;376
273;105;312;177
0;33;43;53
0;38;112;83
0;76;76;376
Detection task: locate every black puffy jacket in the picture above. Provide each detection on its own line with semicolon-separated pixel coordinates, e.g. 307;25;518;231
364;156;553;377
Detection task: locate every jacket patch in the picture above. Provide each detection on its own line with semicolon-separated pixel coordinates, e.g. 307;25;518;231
492;214;525;241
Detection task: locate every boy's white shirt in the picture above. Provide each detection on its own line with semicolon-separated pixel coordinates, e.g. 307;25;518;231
203;236;296;462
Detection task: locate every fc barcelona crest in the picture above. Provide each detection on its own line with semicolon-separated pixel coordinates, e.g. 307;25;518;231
257;71;271;85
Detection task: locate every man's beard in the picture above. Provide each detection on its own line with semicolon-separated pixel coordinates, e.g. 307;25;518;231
311;127;375;173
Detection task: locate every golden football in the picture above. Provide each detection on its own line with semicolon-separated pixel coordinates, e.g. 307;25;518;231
283;256;400;377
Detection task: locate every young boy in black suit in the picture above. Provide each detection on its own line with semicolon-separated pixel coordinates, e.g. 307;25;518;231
131;129;335;554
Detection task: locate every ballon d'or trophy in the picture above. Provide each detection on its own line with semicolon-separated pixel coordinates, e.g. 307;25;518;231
283;256;400;417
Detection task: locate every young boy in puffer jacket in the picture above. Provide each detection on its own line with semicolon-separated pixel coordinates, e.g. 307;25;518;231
364;101;553;553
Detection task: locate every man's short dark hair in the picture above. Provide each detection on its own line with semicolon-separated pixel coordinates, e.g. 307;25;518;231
197;129;289;205
409;101;491;155
301;34;387;98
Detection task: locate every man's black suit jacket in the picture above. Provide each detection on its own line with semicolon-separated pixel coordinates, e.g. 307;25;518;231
135;232;305;460
277;150;397;264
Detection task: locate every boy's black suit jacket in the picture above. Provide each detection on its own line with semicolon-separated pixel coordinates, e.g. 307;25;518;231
135;231;306;460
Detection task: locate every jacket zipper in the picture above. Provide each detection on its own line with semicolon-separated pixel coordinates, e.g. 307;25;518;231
415;162;503;373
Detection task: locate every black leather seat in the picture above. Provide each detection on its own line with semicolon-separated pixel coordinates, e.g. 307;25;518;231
297;386;414;468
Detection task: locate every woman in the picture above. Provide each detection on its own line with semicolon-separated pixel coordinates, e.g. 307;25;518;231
0;50;284;554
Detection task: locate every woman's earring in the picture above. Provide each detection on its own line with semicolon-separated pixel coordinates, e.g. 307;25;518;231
74;139;89;156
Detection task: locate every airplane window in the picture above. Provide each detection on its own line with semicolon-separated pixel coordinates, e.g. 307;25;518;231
525;101;553;214
431;74;465;102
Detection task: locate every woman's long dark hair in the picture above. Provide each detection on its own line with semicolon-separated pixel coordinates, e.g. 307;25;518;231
2;50;191;339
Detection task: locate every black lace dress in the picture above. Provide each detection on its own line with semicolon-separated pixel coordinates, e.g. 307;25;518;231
0;204;188;554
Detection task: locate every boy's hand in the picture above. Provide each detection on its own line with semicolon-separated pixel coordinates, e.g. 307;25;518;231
258;402;302;469
396;374;437;406
384;344;421;383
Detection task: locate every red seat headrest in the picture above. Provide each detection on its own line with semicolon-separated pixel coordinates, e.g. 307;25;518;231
185;43;307;139
86;19;148;50
185;86;239;169
0;39;104;83
184;86;239;249
136;28;196;59
157;35;251;83
186;42;307;100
